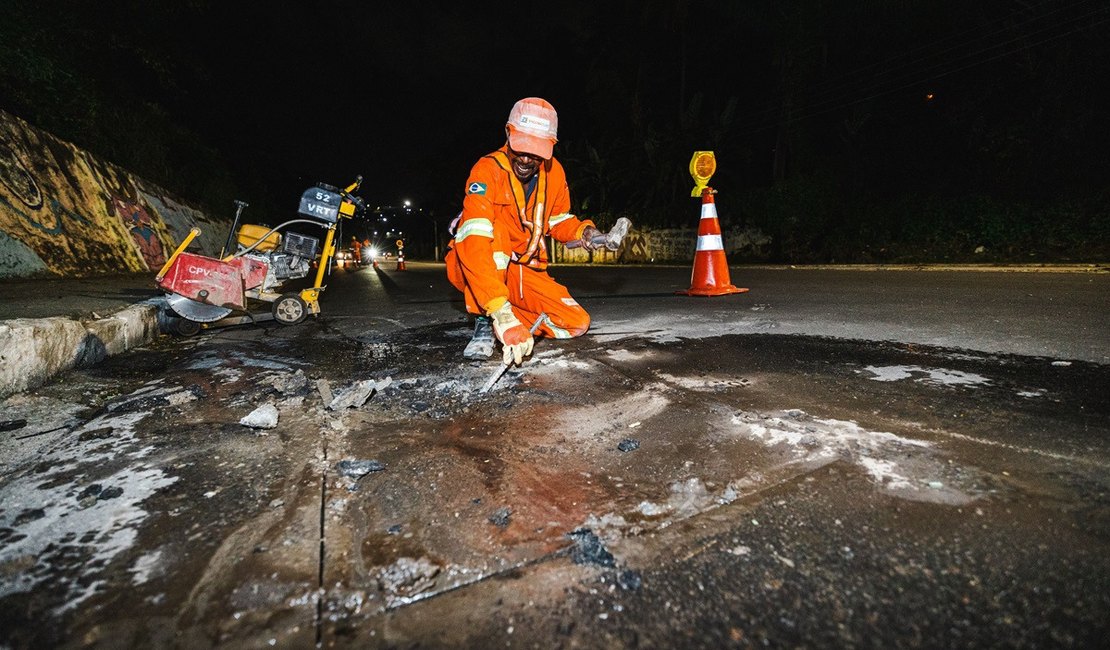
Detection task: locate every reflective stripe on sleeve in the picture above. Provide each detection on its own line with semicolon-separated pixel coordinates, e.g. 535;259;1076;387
492;251;510;269
548;212;575;227
454;218;494;241
696;234;724;251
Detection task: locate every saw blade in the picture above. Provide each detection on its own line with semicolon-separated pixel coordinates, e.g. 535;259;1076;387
166;293;233;323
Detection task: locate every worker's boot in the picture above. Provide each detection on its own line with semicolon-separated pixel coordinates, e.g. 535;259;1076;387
463;315;495;359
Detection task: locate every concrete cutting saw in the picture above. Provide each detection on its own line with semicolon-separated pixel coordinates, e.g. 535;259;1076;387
155;177;366;334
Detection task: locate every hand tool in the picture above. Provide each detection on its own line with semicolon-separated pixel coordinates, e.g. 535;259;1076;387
565;217;632;250
479;312;547;393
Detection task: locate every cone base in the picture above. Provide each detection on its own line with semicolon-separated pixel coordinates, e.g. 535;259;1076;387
676;285;749;296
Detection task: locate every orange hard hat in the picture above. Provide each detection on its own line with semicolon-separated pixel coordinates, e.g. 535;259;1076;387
506;97;558;159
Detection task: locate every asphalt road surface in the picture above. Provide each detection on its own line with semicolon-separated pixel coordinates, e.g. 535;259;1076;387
1;262;1107;648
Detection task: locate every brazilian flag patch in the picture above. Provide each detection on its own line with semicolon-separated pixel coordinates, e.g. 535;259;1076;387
467;182;487;195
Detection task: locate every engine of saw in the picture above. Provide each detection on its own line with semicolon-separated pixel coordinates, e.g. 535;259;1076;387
235;224;318;291
156;177;365;332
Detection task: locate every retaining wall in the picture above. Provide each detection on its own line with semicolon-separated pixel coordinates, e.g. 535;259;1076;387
552;226;771;264
0;110;223;279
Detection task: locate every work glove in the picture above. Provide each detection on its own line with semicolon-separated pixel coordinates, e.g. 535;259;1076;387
489;302;534;366
577;226;604;251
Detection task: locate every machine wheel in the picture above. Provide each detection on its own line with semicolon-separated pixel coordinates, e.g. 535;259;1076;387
161;313;202;336
174;318;202;337
272;293;309;325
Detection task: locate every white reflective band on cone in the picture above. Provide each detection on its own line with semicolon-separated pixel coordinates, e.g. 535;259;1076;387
696;234;724;251
700;203;718;219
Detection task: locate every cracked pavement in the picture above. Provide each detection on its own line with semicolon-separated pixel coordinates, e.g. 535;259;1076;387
1;264;1108;648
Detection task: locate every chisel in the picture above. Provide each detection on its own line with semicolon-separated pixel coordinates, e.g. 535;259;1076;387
479;312;547;393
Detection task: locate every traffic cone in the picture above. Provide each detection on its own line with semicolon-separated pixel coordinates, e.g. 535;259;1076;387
396;253;406;271
677;188;749;296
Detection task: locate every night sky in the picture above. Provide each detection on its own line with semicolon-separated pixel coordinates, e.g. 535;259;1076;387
3;0;1107;260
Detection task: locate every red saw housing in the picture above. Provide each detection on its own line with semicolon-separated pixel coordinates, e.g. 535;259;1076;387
158;252;269;311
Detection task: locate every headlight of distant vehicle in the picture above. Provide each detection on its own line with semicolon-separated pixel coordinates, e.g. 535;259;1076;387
369;248;378;258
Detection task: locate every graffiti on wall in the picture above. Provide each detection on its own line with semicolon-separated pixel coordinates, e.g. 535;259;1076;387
110;196;166;269
0;141;43;210
554;225;770;264
624;231;649;260
1;137;93;239
135;180;229;259
0;109;219;278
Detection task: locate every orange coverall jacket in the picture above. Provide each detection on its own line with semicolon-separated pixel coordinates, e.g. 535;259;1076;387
446;146;595;338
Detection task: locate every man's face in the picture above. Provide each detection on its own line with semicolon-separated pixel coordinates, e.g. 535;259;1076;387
507;146;543;183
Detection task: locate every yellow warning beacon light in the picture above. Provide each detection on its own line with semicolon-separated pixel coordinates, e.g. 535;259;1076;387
689;151;717;197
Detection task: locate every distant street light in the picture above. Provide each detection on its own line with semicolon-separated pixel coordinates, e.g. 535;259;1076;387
370;200;436;260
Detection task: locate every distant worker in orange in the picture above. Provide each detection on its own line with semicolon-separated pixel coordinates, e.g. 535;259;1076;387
446;97;606;365
361;237;373;263
349;236;362;264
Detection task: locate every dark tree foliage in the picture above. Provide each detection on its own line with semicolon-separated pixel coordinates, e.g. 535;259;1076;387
2;0;1106;261
0;0;246;213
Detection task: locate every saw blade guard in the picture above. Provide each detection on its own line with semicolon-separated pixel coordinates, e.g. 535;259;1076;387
165;293;233;323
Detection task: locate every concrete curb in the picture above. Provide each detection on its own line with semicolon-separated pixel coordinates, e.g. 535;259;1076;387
0;301;162;399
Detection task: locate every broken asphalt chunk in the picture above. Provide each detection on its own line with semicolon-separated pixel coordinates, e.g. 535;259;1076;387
328;377;392;410
271;369;309;396
488;507;512;528
336;459;385;478
617;438;640;452
99;486;123;500
567;528;616;567
73;484;123;506
239;404;279;429
77;484;103;500
316;379;334;405
618;569;643;591
76;483;106;508
378;557;440;600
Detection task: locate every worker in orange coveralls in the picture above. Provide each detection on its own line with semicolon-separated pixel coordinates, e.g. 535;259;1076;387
446;97;606;365
349;236;362;264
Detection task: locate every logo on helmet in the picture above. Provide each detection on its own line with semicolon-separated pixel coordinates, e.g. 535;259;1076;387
518;115;552;132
